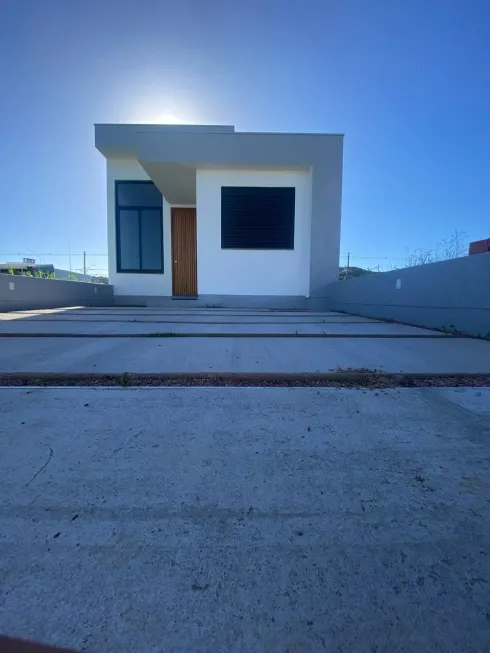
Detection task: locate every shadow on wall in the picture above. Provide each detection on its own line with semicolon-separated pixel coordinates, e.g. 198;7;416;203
322;253;490;338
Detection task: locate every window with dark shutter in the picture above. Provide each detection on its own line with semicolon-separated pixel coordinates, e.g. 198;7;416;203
115;181;164;273
221;187;295;250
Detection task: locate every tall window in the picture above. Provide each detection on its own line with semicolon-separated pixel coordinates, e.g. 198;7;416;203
221;186;295;250
115;181;163;273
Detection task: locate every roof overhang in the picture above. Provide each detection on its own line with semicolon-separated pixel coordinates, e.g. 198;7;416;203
140;162;197;204
95;123;343;204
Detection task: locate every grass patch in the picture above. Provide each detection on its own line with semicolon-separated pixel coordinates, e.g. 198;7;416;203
120;372;131;387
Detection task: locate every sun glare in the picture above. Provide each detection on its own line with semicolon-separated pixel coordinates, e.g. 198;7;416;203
127;101;202;125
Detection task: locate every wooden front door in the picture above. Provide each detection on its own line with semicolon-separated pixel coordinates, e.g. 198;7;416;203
171;208;198;296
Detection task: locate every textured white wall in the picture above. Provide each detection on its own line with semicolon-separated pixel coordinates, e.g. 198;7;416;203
106;159;172;296
196;169;312;296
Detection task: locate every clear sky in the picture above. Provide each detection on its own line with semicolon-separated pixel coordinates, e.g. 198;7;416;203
1;0;489;274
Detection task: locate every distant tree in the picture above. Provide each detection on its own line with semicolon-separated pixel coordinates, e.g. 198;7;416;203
404;230;468;267
339;266;376;280
439;230;468;259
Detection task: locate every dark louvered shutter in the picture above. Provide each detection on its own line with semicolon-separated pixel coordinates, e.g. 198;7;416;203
221;187;295;250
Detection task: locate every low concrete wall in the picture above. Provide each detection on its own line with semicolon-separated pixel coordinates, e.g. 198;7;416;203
0;274;114;312
322;253;490;337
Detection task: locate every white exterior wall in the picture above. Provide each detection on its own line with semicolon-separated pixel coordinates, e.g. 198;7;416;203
196;168;312;296
106;159;172;296
107;162;313;298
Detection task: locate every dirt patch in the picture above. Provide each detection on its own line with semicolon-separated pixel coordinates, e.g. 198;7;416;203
0;372;489;388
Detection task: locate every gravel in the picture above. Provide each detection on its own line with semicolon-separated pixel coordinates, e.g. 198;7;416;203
0;372;489;388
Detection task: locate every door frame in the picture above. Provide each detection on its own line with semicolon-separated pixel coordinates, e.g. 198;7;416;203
170;205;198;297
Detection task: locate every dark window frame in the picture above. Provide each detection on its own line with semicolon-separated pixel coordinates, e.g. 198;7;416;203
115;180;164;274
221;186;296;251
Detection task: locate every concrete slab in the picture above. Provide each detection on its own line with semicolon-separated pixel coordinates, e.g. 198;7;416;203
0;335;489;373
0;386;489;652
0;320;441;336
1;308;356;322
1;307;488;375
436;387;490;418
0;313;380;324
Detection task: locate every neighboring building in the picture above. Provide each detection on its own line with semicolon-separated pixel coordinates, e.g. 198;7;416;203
90;275;109;285
52;268;92;282
0;262;92;282
95;124;343;307
469;238;490;255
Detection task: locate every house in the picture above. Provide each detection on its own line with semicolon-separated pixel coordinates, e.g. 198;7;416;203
95;124;343;307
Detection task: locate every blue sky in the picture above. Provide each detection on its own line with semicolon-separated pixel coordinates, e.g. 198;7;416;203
1;0;489;274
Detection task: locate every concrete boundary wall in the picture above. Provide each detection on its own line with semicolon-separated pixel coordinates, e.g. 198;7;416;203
0;274;114;312
322;253;490;337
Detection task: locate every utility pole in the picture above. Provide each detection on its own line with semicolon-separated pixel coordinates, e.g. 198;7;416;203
83;251;86;275
347;252;350;269
68;243;72;272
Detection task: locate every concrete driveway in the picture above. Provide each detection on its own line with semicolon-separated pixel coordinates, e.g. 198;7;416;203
0;307;489;373
0;386;489;652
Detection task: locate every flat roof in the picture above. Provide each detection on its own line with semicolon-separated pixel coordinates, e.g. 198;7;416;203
94;123;236;134
94;122;343;137
94;123;344;162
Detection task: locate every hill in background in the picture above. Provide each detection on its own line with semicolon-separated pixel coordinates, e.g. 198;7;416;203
339;266;376;280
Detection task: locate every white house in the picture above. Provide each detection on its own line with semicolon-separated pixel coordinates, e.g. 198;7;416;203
95;124;343;307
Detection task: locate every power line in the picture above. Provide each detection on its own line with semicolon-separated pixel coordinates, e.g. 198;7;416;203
0;253;108;257
340;254;407;260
